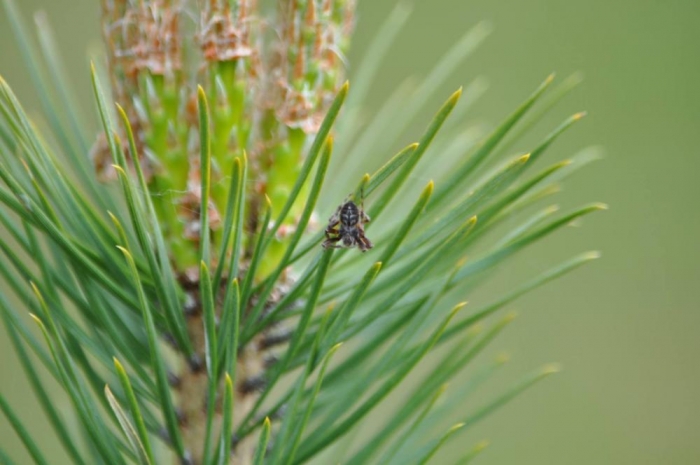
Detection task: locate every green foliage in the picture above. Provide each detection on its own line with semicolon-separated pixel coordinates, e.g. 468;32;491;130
0;1;603;464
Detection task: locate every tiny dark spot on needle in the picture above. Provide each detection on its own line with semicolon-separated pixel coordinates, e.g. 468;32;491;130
239;375;266;394
163;333;179;349
189;354;204;372
259;330;292;349
168;371;182;388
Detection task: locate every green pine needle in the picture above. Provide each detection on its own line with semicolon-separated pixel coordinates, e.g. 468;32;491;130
0;2;603;464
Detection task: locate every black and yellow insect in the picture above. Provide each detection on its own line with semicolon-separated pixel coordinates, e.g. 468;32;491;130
322;194;373;252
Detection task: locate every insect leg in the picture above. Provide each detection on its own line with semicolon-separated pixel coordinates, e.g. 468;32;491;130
322;236;342;249
358;235;373;252
324;221;340;238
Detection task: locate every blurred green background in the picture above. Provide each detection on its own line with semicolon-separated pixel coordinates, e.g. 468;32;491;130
2;0;699;463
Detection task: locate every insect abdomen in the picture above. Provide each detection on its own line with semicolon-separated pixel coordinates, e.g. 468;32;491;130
340;202;360;226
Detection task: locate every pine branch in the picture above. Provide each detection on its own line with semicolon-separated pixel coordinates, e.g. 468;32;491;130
0;0;603;464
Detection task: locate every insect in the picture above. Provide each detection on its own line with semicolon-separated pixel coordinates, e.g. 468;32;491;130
322;192;373;252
